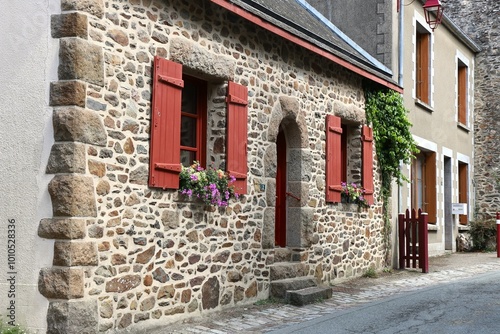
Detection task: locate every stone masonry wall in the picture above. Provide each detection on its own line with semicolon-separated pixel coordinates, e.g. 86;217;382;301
39;0;387;332
441;0;500;220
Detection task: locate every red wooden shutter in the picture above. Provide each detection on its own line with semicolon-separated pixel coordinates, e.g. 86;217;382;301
226;81;248;195
325;115;342;203
149;56;184;189
362;125;374;205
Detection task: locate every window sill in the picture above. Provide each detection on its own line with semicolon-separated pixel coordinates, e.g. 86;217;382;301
427;224;438;231
174;193;216;209
337;202;368;214
458;224;470;232
457;122;470;133
415;99;434;113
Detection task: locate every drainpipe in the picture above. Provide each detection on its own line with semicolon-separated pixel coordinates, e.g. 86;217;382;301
397;0;404;214
398;0;404;88
395;0;404;269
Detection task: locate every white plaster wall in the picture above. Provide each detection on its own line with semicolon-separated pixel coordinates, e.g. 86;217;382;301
0;0;59;332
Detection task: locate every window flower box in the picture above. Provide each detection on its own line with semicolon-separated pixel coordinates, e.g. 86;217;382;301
179;162;239;208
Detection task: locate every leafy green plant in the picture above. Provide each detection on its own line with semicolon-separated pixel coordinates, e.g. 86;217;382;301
469;219;497;251
0;318;29;334
179;161;238;208
382;267;393;274
365;89;418;187
365;88;419;264
362;267;378;278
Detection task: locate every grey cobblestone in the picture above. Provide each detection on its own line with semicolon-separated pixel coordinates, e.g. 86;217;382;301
157;253;500;334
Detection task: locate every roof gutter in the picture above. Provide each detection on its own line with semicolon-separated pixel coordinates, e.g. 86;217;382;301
441;14;481;53
210;0;403;93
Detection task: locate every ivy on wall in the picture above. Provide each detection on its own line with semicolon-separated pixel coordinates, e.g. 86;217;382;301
365;88;419;265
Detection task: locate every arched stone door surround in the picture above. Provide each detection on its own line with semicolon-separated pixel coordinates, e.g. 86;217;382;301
262;96;313;249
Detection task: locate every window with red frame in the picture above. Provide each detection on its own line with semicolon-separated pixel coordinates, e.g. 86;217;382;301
180;75;207;167
148;56;248;194
325;115;374;205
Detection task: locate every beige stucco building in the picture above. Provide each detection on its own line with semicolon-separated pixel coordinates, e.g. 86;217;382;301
397;1;480;255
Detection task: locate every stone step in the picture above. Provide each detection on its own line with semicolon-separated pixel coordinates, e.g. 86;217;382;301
274;248;292;263
269;277;317;299
287;286;333;306
273;248;308;263
269;262;309;281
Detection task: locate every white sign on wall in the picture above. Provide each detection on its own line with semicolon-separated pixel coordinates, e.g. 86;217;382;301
452;203;467;215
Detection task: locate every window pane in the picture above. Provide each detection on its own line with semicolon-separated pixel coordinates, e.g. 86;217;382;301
182;83;197;115
181;116;197;147
416;30;430;104
180;150;196;167
417;163;423;210
458;65;467;124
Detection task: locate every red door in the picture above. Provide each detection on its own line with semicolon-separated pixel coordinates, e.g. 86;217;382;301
275;128;287;247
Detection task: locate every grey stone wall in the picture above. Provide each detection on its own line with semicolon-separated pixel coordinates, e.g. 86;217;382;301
441;0;500;220
40;0;388;331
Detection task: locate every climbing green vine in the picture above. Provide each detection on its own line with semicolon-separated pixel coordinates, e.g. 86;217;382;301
365;88;419;265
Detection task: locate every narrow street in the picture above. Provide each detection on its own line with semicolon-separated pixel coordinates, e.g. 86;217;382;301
151;253;500;334
270;270;500;333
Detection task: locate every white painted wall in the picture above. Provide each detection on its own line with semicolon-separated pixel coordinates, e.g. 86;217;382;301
0;0;59;332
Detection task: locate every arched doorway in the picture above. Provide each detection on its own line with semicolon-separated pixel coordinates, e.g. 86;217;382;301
262;96;311;250
275;126;287;247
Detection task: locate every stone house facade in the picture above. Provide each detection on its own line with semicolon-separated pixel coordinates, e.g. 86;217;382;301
1;0;401;333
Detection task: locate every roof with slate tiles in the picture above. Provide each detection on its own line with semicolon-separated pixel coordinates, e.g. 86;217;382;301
211;0;401;91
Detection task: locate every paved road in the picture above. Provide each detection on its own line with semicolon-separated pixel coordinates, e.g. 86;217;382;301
154;253;500;334
269;270;500;333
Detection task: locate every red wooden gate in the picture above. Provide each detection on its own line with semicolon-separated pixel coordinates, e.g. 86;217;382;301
398;209;429;273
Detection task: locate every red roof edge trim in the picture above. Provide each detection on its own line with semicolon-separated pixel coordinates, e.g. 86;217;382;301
210;0;403;93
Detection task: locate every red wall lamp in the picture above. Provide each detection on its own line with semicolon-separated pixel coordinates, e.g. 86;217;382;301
423;0;444;31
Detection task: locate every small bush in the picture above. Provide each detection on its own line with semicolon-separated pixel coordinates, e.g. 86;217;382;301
382;267;393;274
0;318;28;334
362;267;378;278
469;219;497;251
